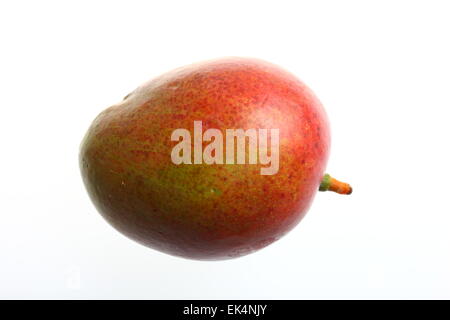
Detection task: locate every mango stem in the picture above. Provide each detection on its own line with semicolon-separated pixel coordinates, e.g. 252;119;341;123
319;174;352;195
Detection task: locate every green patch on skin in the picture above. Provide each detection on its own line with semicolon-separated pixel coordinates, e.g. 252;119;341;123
156;164;223;203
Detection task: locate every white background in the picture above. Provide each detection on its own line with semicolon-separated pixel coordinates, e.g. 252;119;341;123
1;0;449;299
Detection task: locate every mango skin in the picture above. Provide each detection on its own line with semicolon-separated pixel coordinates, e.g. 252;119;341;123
79;57;330;260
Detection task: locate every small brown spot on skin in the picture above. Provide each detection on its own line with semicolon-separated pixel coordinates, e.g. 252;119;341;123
123;91;134;100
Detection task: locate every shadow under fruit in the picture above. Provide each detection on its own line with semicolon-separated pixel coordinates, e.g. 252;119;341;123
79;57;351;260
